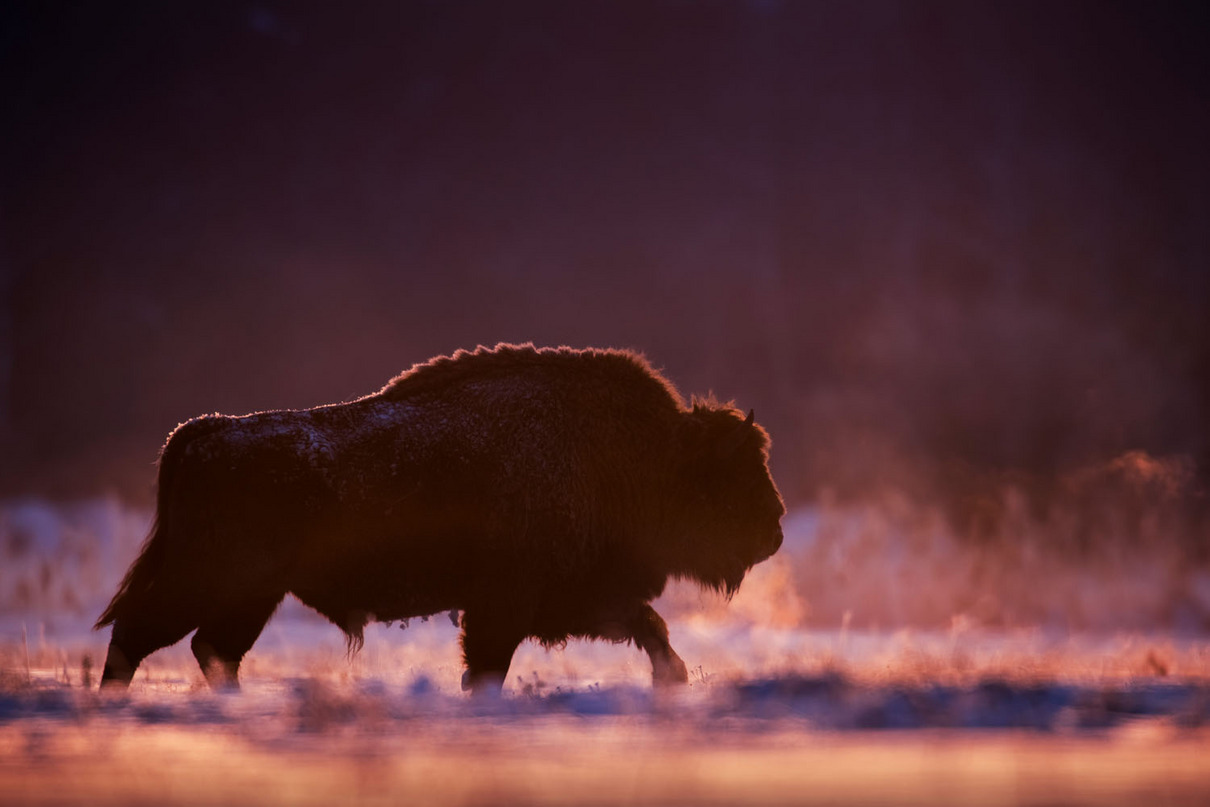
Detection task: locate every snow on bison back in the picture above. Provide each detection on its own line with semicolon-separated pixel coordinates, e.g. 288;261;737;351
96;344;785;693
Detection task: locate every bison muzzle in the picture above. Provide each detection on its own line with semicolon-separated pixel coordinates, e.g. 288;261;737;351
96;344;785;693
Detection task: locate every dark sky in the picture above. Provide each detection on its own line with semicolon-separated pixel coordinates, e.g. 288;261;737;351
2;1;1209;533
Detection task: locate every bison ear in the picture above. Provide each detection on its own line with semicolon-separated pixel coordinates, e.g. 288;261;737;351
716;410;756;459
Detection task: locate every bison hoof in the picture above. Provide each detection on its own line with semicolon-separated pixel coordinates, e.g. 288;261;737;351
99;646;135;689
652;654;689;687
461;670;506;696
191;637;241;690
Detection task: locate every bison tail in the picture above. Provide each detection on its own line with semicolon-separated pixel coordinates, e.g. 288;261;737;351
95;415;225;630
94;514;168;629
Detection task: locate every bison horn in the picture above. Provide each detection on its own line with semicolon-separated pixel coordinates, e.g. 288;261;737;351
717;409;756;458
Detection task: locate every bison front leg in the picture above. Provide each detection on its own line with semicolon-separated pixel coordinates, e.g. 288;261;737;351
628;604;689;686
459;609;527;695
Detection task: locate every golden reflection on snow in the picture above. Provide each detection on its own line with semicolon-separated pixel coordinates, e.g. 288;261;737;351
3;719;1209;806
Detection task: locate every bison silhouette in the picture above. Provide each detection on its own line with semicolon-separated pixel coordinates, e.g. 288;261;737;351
96;344;784;692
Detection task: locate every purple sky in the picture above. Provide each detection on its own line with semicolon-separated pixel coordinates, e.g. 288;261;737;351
2;2;1208;533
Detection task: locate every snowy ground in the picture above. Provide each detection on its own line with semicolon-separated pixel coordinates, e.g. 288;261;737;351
2;498;1209;805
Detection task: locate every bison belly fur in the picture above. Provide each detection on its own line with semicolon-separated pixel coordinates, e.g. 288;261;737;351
96;343;785;693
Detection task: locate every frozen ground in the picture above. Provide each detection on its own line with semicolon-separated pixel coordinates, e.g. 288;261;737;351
2;498;1209;805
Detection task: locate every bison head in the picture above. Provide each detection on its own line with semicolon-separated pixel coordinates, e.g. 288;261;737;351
672;403;785;595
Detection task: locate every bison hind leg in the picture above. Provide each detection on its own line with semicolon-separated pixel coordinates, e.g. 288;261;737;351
100;609;197;688
191;594;283;689
99;645;135;687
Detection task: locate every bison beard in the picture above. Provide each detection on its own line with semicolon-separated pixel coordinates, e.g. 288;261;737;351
95;344;785;693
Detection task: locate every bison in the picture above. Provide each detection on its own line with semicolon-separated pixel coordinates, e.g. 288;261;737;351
96;344;785;693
